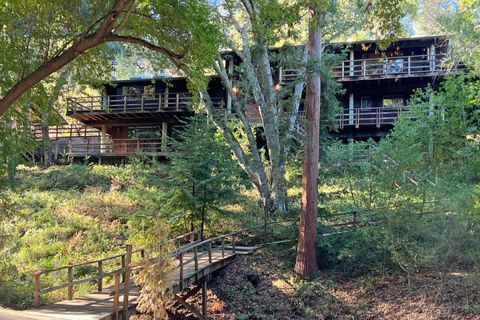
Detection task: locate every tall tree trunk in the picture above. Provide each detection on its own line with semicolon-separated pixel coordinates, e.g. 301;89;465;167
294;8;322;280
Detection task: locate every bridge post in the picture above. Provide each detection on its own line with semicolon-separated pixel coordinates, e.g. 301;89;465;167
112;271;120;320
208;242;212;264
221;238;225;258
179;253;184;290
194;246;199;281
201;279;208;316
122;244;132;320
97;260;103;292
67;265;73;300
33;272;41;307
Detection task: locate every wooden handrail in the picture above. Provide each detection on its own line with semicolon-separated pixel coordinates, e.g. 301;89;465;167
281;53;463;83
32;222;294;308
66;93;224;115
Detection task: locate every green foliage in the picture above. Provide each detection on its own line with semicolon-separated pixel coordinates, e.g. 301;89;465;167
318;76;480;276
0;108;35;180
161;115;244;236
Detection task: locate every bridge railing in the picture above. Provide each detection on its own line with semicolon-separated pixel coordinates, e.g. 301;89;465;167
33;247;145;308
32;230;199;308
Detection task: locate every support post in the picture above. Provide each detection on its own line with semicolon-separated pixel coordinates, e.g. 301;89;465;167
194;246;199;281
33;272;41;307
100;124;107;153
164;87;169;109
221;238;225;258
122;244;133;320
349;50;354;77
208;242;212;264
97;260;103;292
161;122;168;154
429;44;436;72
202;279;208;316
348;94;354;125
407;56;411;76
179;253;184;290
121;255;126;283
67;266;73;300
112;271;120;320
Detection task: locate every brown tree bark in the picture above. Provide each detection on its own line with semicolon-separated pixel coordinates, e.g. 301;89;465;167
294;7;322;280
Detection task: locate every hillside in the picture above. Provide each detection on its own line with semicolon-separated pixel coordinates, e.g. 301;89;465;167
0;164;262;308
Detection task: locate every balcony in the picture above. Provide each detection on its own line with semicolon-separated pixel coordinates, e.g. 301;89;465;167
67;93;194;115
280;54;461;83
297;107;406;130
336;107;404;129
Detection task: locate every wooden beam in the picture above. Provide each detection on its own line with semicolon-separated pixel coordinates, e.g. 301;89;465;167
173;295;208;320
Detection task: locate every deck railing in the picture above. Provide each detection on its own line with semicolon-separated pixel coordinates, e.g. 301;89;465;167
32;124;102;141
336;106;406;128
281;53;461;83
68;138;166;156
296;106;407;129
67;93;225;115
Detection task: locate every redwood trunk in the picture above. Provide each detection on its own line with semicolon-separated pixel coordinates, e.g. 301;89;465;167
294;9;322;280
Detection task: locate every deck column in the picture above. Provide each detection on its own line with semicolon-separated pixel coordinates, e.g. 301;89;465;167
349;50;354;77
348;94;354;125
100;125;107;153
429;44;436;72
161;122;168;153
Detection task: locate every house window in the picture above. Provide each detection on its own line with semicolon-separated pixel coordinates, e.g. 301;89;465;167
143;85;156;98
122;86;140;97
128;126;161;139
361;97;373;109
382;97;404;108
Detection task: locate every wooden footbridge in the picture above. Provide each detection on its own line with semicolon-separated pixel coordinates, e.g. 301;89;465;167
1;207;428;320
3;226;272;320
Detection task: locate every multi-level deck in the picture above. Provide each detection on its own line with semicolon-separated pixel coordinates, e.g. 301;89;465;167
44;36;461;159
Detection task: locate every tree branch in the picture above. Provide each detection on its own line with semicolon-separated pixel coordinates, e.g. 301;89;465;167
0;0;134;116
105;34;185;65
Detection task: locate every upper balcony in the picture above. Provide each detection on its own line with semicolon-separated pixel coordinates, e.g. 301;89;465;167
280;53;462;83
66;92;225;123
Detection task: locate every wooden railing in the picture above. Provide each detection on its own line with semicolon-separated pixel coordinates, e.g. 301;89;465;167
336;106;405;128
67;93;225;115
31;124;102;141
281;53;462;83
296;107;405;129
32;230;200;314
68;138;165;156
33;247;145;308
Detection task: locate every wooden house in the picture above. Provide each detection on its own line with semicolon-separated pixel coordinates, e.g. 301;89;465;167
38;35;461;160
